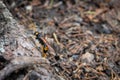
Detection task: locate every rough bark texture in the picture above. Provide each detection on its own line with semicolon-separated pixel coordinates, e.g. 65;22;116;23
0;1;41;58
0;1;57;80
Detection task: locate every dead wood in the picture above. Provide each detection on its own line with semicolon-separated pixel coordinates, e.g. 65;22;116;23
0;1;55;80
0;56;49;80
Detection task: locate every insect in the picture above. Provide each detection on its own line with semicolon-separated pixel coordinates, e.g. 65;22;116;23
34;32;49;58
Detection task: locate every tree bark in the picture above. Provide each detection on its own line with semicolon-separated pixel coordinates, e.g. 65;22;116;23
0;1;56;80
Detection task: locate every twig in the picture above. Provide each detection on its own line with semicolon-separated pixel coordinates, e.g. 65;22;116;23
53;32;60;45
0;56;49;80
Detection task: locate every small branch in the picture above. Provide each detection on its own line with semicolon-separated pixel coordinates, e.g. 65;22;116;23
0;56;49;80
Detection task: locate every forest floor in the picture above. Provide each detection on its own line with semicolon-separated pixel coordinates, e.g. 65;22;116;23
1;0;120;80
